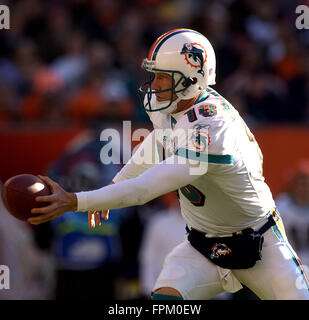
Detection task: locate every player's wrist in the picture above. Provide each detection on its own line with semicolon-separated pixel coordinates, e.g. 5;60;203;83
68;192;78;211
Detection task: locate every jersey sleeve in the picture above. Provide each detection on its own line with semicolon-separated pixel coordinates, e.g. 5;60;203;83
76;155;201;211
113;129;161;183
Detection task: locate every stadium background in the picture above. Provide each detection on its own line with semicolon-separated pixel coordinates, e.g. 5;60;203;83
0;0;309;300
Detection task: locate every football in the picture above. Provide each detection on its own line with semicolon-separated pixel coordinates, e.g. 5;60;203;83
1;174;51;221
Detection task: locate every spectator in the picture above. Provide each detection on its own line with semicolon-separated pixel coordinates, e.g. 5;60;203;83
66;71;106;124
245;0;279;47
276;160;309;267
19;67;65;124
0;84;20;125
100;75;135;121
52;29;88;92
243;71;286;123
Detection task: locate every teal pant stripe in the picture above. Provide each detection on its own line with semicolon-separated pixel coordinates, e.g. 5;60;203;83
151;293;183;300
273;225;309;290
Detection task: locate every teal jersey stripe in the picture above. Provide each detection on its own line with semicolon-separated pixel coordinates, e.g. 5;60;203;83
194;90;209;105
176;148;234;164
273;225;309;290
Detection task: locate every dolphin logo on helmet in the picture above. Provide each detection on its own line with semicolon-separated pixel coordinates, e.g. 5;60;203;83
181;42;206;77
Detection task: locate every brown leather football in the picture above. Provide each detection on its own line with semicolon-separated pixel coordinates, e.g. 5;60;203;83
1;174;51;221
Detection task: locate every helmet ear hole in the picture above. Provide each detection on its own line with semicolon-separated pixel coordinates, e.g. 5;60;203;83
182;77;197;88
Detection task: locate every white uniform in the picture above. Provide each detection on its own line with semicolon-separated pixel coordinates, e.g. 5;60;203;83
151;88;309;299
76;88;309;299
147;87;275;235
137;87;309;299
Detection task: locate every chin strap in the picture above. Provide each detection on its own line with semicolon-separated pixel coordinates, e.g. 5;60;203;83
158;96;182;114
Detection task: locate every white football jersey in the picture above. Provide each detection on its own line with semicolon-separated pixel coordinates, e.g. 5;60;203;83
147;88;275;235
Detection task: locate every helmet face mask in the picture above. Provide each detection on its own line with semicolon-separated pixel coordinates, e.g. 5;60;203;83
139;67;191;113
139;28;216;114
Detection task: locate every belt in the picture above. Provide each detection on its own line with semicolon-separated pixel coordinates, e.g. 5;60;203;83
186;208;279;238
255;213;277;235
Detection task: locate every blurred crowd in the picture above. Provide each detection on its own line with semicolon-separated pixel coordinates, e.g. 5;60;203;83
0;0;309;128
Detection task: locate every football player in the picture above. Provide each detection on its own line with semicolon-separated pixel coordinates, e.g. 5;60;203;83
29;28;309;300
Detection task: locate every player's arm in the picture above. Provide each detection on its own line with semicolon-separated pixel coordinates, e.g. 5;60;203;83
76;156;205;211
112;129;159;183
88;129;160;227
28;156;207;224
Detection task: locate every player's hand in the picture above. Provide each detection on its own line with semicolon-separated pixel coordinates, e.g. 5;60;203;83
87;180;114;228
88;209;110;228
28;175;77;225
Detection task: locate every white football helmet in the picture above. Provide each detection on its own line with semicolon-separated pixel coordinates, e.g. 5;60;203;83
139;28;216;114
